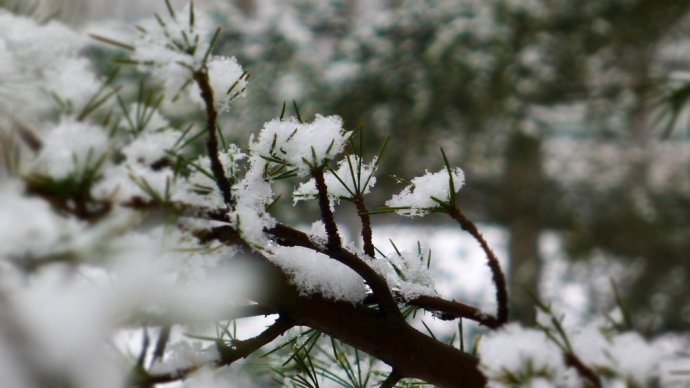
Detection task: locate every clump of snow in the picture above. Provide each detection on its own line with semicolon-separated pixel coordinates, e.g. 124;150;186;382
386;167;465;217
190;55;247;112
606;332;659;385
308;221;328;247
229;114;349;245
479;323;566;385
228;162;276;246
382;247;437;300
32;117;109;178
131;5;211;96
268;246;367;303
293;155;378;206
249;115;350;177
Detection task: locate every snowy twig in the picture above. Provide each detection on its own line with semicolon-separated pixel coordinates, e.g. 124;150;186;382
407;295;502;329
448;207;509;325
193;69;234;208
353;195;375;257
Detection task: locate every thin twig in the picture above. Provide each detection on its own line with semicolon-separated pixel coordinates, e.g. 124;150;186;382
448;207;509;325
313;169;341;250
407;295;501;329
193;69;234;208
353;195;375;257
564;353;602;388
150;324;171;366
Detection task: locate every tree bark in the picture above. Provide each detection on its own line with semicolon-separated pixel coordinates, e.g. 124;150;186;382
503;130;543;325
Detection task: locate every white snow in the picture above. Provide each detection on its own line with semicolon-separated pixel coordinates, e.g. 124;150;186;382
249;115;350;177
293;155;378;206
267;246;367;303
479;323;566;383
190;56;247;112
386;167;465;217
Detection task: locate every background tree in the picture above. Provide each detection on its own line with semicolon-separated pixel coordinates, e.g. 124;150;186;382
200;0;690;328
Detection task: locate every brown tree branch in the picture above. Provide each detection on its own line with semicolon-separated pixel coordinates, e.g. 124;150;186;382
380;368;402;387
408;295;502;329
290;294;486;387
448;206;509;324
193;69;234;208
313;169;342;250
353;195;375;257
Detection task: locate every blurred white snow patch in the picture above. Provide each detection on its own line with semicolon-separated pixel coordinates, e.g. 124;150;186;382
0;182;85;258
10;268;124;388
182;366;252;388
275;72;304;100
540;232;634;325
268;246;367;303
479;323;566;384
33;117;109;178
386;167;465;217
0;333;30;388
105;228;257;322
149;342;219;375
607;332;660;385
121;129;178;165
43;57;100;110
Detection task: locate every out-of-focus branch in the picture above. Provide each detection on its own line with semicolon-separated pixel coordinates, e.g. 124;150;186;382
130;316;294;385
564;353;602;388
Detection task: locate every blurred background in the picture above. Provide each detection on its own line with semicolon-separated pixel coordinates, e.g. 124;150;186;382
11;0;690;333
